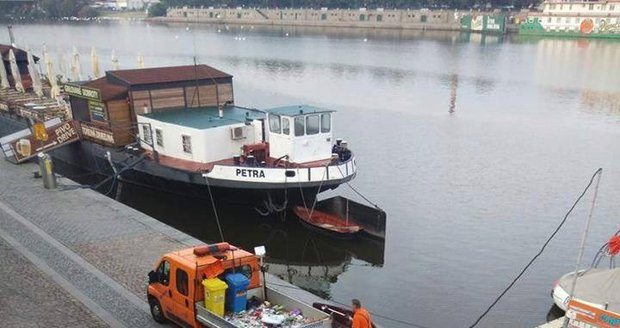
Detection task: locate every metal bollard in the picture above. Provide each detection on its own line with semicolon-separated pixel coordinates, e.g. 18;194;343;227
38;152;57;189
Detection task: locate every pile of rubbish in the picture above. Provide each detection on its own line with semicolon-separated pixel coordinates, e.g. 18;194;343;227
224;300;313;327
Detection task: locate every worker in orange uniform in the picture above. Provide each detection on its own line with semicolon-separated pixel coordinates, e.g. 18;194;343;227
351;299;372;328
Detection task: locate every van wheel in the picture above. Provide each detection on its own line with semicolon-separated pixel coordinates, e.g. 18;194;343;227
149;297;166;323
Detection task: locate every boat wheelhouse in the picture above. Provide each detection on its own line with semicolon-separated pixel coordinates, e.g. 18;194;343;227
519;0;620;38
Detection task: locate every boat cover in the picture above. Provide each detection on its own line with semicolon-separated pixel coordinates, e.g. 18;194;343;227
559;268;620;312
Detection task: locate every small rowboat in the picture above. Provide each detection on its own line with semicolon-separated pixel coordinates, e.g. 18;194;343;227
293;206;362;236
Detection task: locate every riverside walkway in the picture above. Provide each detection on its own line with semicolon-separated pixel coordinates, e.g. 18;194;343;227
0;158;323;327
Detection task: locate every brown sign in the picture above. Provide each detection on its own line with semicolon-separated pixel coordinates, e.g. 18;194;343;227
80;123;115;145
9;121;80;163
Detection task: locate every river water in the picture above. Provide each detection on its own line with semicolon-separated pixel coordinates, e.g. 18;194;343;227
6;21;620;328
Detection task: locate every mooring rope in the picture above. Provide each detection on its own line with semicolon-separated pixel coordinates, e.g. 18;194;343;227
203;171;225;242
467;168;603;328
335;164;381;210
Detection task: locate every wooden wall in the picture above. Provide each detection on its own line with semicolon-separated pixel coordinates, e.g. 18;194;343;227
150;87;185;110
131;90;151;115
107;99;135;147
185;83;233;108
130;82;234;114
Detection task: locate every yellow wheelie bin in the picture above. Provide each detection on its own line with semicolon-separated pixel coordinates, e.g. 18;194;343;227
202;278;228;317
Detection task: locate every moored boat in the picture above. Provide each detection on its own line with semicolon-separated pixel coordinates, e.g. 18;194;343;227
1;62;359;209
519;0;620;38
551;234;620;312
293;206;363;236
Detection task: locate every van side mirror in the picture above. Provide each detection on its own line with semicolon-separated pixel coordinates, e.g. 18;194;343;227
148;270;160;284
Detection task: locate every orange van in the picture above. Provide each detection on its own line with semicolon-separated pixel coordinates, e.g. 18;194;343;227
146;243;331;328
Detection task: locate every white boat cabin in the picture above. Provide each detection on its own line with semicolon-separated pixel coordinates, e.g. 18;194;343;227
136;104;336;166
136;106;264;164
266;105;334;164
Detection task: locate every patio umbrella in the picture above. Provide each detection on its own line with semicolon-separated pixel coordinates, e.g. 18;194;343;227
137;52;145;68
71;46;82;81
57;51;67;82
91;47;100;79
111;49;120;70
27;50;43;97
9;49;24;93
0;57;9;89
44;52;59;99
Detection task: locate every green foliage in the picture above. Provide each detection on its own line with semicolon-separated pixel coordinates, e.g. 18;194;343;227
77;6;100;18
40;0;90;18
148;2;169;17
0;0;98;19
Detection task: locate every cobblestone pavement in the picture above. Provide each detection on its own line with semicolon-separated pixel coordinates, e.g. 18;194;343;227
0;156;330;327
0;160;194;327
0;238;106;328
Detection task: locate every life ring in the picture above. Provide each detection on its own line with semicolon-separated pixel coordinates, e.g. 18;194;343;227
580;18;594;34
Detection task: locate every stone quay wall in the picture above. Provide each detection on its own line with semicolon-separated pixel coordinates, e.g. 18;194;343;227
161;7;516;32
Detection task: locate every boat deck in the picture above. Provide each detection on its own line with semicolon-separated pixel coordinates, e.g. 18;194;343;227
144;149;335;173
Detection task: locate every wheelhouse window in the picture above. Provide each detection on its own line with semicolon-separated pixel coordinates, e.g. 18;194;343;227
269;114;281;133
142;124;153;146
282;117;290;135
321;113;331;133
176;268;189;296
306;115;319;135
157;260;170;286
155;128;163;147
182;135;192;154
294;117;305;136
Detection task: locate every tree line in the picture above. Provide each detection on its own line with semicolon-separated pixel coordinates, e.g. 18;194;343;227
0;0;98;20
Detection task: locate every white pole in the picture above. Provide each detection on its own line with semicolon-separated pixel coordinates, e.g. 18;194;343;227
563;169;602;328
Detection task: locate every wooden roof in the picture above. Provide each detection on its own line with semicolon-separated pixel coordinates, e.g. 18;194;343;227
107;65;232;86
0;44;39;62
84;77;128;101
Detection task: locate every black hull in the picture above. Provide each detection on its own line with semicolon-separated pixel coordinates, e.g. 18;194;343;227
52;141;343;207
0;114;349;207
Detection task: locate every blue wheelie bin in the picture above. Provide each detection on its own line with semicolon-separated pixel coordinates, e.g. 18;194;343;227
224;273;250;313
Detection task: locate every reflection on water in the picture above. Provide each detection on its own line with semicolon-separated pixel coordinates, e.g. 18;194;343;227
118;182;385;300
581;90;620;116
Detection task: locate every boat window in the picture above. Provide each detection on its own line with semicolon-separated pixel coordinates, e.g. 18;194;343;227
182;135;192;154
269;114;281;134
294;117;305;136
321;113;331;133
155;128;163;147
282;117;290;135
143;124;153;146
306;115;319;135
157;260;170;286
175;268;189;296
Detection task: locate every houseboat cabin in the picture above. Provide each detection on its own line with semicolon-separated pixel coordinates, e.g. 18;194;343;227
66;64;234;148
